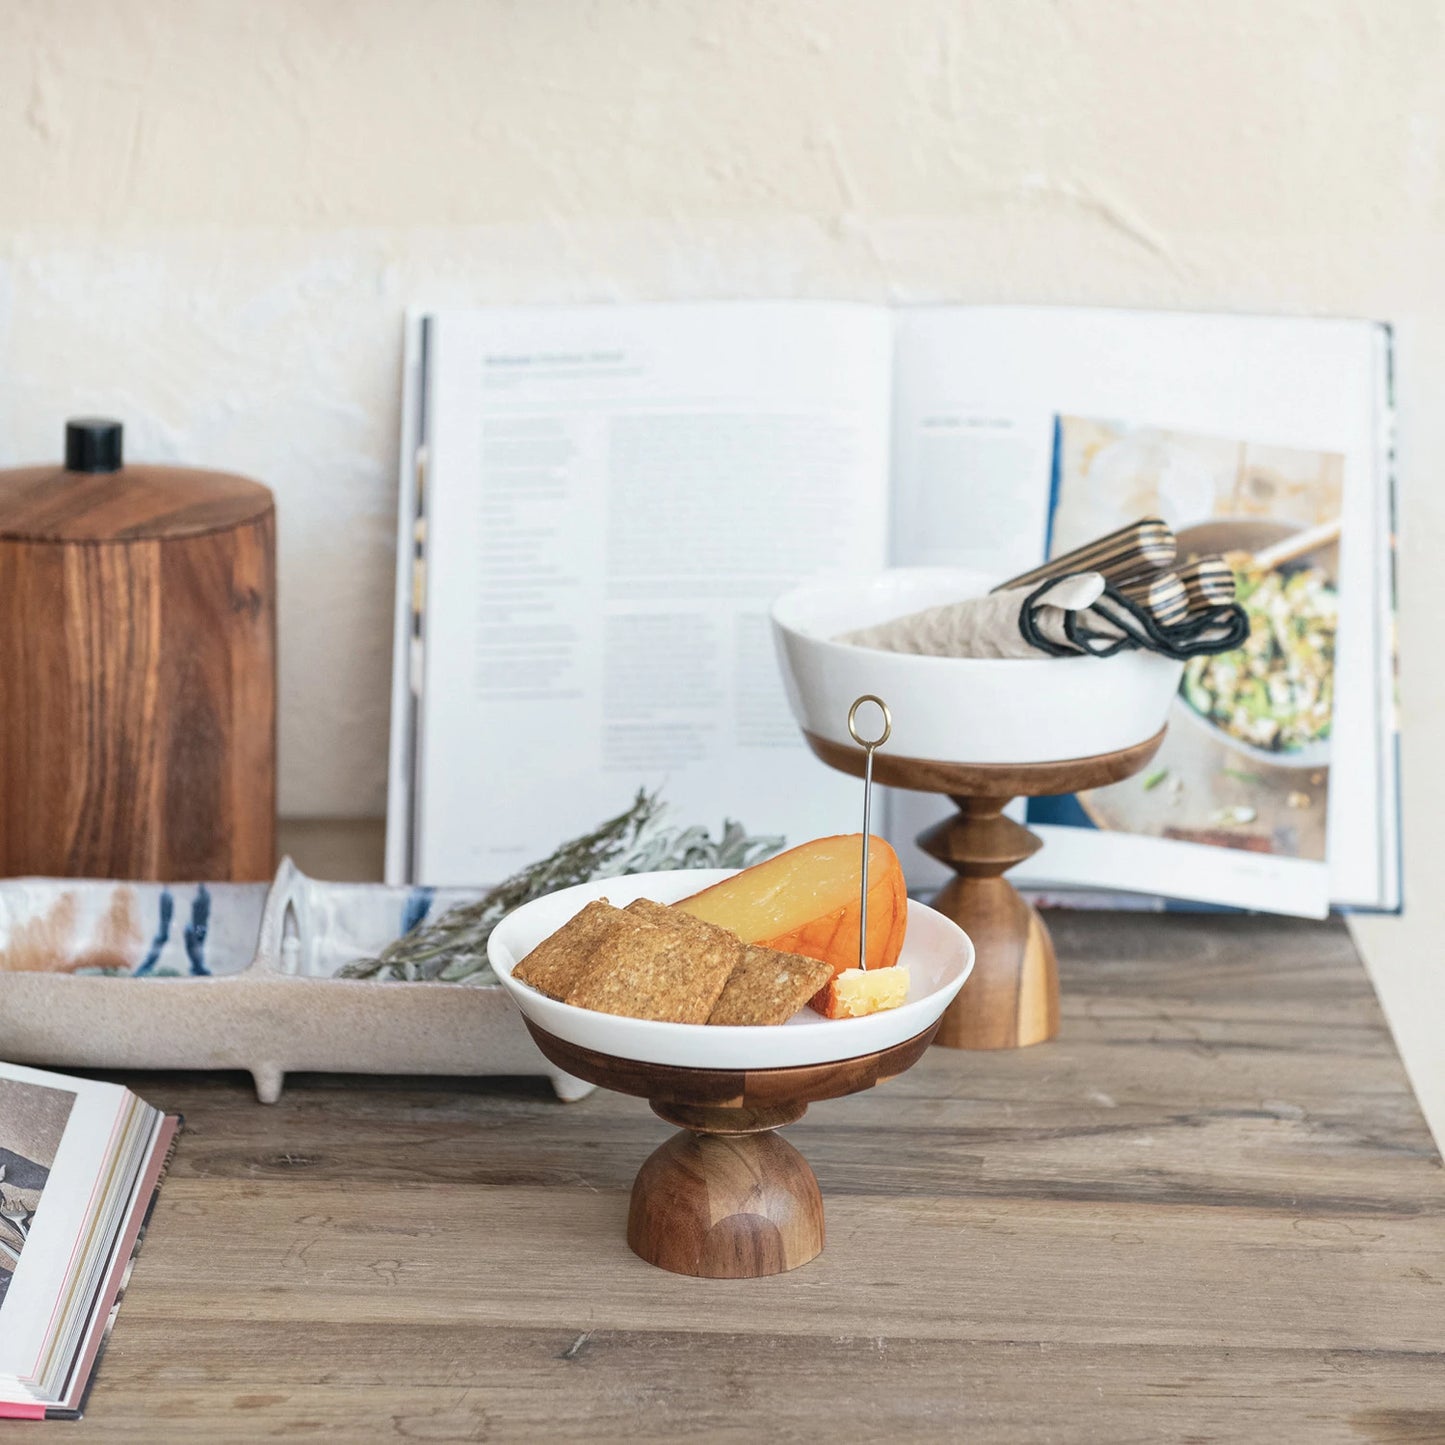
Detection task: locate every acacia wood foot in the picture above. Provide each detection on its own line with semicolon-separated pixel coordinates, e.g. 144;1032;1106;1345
920;796;1060;1050
626;1106;824;1278
523;1021;942;1276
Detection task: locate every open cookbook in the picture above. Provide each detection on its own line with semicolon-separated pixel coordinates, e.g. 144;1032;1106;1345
0;1065;176;1420
386;303;1398;918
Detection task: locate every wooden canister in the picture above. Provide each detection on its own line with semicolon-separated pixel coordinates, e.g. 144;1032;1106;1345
0;419;277;880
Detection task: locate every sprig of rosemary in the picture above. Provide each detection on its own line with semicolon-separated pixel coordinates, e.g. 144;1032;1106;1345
338;790;783;985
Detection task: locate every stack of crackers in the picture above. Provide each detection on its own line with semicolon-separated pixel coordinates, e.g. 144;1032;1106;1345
513;897;833;1025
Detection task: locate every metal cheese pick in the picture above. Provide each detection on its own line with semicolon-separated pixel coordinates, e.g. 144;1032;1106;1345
847;694;892;972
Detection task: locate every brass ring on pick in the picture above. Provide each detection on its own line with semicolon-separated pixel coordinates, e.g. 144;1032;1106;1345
847;694;892;750
847;695;892;971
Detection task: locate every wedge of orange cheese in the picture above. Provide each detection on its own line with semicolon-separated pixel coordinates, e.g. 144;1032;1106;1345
676;834;908;1018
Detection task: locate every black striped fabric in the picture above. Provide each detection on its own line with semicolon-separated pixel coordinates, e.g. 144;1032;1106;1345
1116;569;1189;625
995;517;1176;592
1178;556;1237;610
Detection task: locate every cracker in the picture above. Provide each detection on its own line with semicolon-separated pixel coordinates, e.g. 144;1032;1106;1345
626;897;746;959
512;898;626;999
707;944;834;1026
565;911;737;1023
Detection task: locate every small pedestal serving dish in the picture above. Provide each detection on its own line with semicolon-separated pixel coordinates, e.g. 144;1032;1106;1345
772;567;1183;1050
489;869;974;1278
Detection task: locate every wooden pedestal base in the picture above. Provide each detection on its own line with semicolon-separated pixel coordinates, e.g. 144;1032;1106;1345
628;1102;823;1277
524;1021;939;1278
803;728;1165;1052
920;800;1060;1050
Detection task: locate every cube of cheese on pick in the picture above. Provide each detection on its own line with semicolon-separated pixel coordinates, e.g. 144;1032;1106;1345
813;966;909;1020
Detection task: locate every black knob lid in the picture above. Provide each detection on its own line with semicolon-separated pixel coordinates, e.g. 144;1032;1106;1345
65;418;123;473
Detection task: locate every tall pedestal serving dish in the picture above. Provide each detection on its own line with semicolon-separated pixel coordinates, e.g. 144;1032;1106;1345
773;568;1181;1050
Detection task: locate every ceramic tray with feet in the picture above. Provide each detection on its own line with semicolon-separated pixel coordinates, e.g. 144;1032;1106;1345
489;869;974;1277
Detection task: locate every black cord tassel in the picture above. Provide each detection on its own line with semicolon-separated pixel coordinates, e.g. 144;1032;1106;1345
1016;576;1250;660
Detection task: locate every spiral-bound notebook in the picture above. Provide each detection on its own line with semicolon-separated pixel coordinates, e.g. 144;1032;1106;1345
0;1064;178;1421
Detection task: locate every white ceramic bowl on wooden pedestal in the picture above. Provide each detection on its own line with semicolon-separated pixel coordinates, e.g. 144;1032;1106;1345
489;869;974;1278
772;567;1182;1051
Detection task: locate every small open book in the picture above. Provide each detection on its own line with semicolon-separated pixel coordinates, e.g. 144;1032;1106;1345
0;1064;177;1420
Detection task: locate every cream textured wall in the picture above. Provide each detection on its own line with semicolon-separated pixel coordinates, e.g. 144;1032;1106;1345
2;1;1442;1134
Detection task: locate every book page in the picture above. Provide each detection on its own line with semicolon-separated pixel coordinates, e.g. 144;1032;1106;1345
413;303;892;883
1370;326;1401;914
1029;416;1344;915
0;1066;132;1396
887;306;1386;916
384;315;430;885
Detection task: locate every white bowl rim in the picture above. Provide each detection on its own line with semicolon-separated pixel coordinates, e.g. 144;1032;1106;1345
771;568;1177;674
487;868;975;1067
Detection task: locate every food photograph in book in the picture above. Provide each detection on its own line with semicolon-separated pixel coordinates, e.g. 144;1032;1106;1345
1030;417;1343;861
0;1079;75;1308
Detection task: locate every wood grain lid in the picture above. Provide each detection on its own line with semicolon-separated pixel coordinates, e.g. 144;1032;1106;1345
0;419;273;543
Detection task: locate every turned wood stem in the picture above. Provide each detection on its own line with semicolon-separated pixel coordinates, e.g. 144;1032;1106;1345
919;796;1059;1051
651;1100;807;1133
798;728;1166;1053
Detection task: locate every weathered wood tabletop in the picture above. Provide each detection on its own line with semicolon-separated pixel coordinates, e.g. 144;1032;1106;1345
76;915;1444;1442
